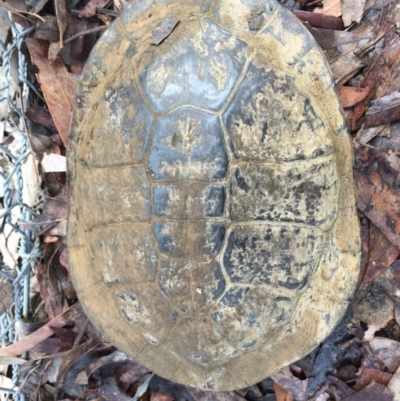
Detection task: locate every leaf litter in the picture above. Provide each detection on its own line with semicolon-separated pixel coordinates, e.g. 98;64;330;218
0;0;400;400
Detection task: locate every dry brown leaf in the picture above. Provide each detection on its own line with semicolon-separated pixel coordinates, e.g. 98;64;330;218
79;0;110;18
365;91;400;128
0;310;70;357
56;340;100;394
342;381;393;400
0;356;27;365
314;0;341;17
308;28;366;50
355;366;393;390
328;17;377;84
355;124;390;145
338;86;370;108
274;381;294;401
188;388;246;401
25;37;77;145
369;337;400;373
341;0;366;27
360;223;399;285
0;12;9;59
351;39;400;131
292;10;344;30
363;317;392;341
271;367;307;401
43;235;59;243
388;366;400;401
151;392;174;401
355;169;400;249
26;104;58;132
41;154;66;172
55;0;68;48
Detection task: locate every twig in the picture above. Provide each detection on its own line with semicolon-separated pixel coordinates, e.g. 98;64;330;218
63;25;108;45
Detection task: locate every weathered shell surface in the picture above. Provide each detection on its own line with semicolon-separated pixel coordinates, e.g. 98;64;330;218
68;0;361;391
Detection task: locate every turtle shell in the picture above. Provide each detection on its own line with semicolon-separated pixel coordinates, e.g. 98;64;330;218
68;0;361;391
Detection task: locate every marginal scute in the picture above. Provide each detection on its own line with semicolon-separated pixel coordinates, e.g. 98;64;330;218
260;4;315;66
223;63;333;162
114;284;177;345
229;158;339;229
164;316;241;367
82;166;150;227
85;74;153;167
310;239;360;298
80;19;132;86
291;289;348;342
293;45;348;135
148;108;228;181
90;224;158;285
211;286;294;352
213;0;277;39
140;19;248;112
223;224;326;287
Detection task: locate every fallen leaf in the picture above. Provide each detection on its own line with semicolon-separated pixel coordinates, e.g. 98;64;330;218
342;381;392;400
355;21;396;58
274;381;294;401
36;257;63;320
74;370;88;385
388;366;400;401
355;169;400;249
271;367;307;401
355;367;392;390
369;337;400;372
86;350;134;378
292;10;344;29
151;392;173;401
363;317;392;341
98;377;139;401
26;191;68;232
308;27;367;50
328;16;376;84
0;52;18;120
188;388;246;401
0;12;9;59
26;37;77;145
351;39;400;131
79;0;110;18
55;0;68;48
56;340;100;393
338;86;370;108
0;374;17;394
0;310;71;357
26;104;58;132
341;0;366;26
314;0;341;17
356;124;390;145
365;91;400;128
43;235;59;243
0;356;27;365
148;376;195;401
41;153;66;172
360;223;399;284
48;220;67;237
48;41;62;63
